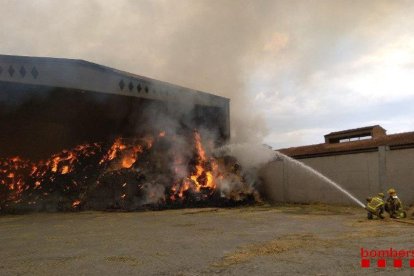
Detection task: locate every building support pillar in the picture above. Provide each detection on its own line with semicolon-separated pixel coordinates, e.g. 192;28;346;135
378;146;388;192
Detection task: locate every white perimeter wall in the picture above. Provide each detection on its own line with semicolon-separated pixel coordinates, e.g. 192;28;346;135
260;147;414;206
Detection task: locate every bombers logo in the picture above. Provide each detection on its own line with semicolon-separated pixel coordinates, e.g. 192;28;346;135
361;247;414;268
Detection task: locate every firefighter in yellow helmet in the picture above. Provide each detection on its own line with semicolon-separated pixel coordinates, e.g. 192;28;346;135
385;188;406;218
366;192;385;219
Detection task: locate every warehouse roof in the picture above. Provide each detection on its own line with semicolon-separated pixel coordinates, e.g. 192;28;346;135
0;54;228;107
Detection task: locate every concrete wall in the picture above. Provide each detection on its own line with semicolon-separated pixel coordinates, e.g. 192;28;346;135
386;148;414;205
260;147;414;206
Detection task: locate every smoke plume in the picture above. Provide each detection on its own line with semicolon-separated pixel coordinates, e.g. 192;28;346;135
0;0;273;143
2;0;414;147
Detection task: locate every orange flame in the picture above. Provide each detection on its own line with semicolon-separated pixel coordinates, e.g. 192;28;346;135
0;131;248;209
99;138;144;169
72;200;81;208
194;131;206;161
170;130;217;200
100;138;125;165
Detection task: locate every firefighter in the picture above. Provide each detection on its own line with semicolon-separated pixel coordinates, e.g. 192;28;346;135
366;192;385;219
385;188;406;218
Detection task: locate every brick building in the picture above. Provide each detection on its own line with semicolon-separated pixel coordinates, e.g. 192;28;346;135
261;125;414;206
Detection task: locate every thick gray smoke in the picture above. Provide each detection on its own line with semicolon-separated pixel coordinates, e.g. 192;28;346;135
1;0;413;147
0;0;272;143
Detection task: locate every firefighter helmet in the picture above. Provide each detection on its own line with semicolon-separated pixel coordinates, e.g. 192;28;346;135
387;188;396;195
378;192;385;198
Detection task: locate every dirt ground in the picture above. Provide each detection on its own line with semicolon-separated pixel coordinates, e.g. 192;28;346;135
1;204;413;275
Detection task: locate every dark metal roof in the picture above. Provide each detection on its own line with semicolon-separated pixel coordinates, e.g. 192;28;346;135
0;54;228;107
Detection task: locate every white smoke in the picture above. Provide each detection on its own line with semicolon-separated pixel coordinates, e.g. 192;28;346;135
215;143;275;170
140;182;165;205
0;0;271;144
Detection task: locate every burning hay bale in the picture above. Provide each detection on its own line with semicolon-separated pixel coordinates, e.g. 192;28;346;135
0;130;261;213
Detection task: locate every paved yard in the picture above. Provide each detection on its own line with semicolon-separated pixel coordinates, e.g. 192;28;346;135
1;204;413;275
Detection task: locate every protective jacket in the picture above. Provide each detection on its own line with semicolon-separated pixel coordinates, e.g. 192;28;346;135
366;196;385;214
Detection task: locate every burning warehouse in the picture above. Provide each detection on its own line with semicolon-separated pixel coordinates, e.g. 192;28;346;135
0;54;258;212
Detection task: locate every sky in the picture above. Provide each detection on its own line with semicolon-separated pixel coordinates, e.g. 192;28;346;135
1;0;414;149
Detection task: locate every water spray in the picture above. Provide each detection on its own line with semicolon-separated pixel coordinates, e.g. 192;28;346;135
274;151;366;208
214;143;366;208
